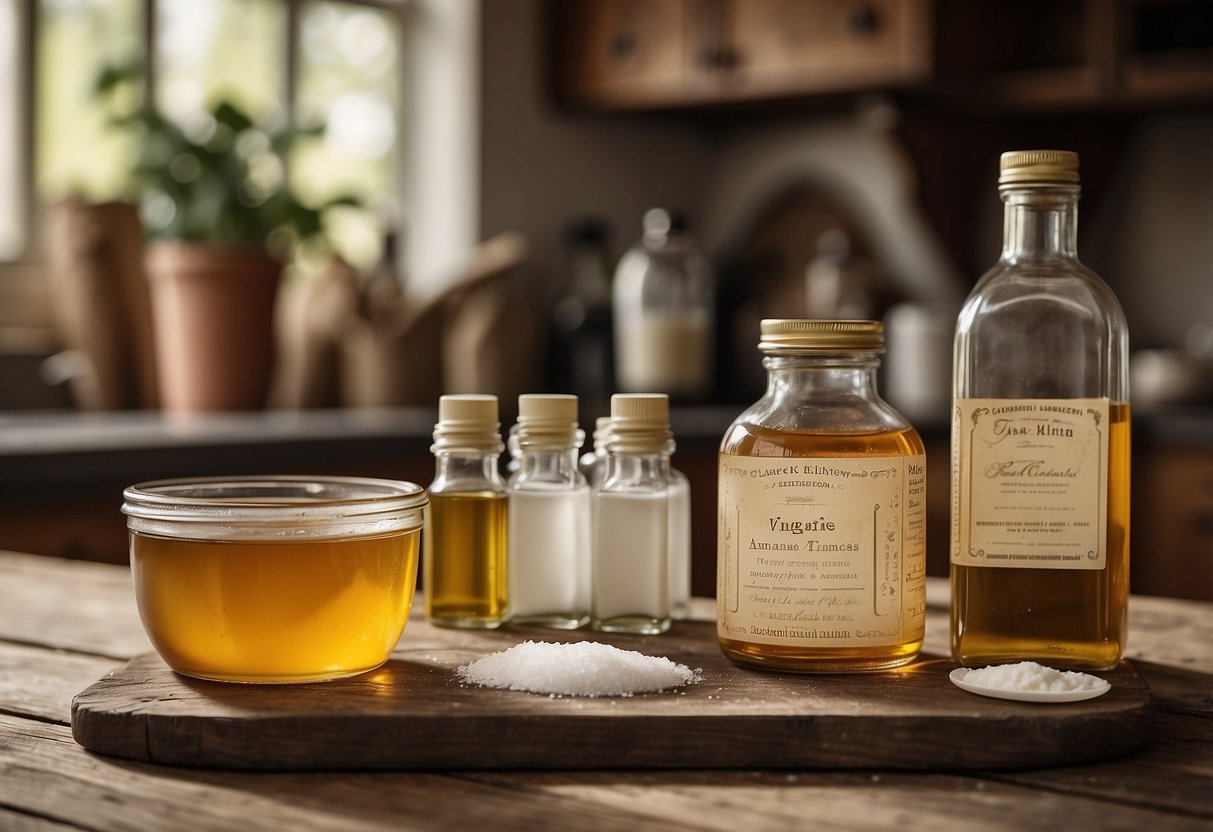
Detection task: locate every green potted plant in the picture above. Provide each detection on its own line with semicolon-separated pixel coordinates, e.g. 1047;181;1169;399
96;66;355;411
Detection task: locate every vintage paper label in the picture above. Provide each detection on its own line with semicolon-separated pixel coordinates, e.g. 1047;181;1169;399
717;455;926;647
951;398;1109;569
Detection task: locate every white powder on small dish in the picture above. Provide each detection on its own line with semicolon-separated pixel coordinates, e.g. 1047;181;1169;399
958;661;1108;693
457;640;702;698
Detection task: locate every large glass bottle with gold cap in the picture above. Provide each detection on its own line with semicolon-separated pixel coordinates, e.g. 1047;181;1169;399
951;150;1130;671
718;320;927;672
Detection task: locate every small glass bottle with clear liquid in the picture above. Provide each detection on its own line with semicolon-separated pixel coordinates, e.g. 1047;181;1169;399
423;394;509;629
508;394;592;628
718;320;927;672
951;150;1130;671
592;394;671;634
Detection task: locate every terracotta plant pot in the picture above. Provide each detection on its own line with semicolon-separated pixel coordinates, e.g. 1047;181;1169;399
144;242;282;412
44;198;159;410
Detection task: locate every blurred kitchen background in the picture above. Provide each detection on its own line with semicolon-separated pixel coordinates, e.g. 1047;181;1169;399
0;0;1209;598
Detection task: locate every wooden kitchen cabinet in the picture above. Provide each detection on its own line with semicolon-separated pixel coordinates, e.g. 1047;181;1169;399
1131;444;1213;601
551;0;932;110
552;0;692;108
929;0;1213;111
550;0;1211;112
717;0;932;99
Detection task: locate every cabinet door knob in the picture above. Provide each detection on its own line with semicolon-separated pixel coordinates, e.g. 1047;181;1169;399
848;4;881;36
610;32;637;60
698;45;741;70
1195;509;1213;539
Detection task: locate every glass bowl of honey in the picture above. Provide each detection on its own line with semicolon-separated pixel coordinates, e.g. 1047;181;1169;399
122;476;428;684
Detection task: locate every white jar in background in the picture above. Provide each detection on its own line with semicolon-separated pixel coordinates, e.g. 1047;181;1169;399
883;301;958;425
613;209;715;401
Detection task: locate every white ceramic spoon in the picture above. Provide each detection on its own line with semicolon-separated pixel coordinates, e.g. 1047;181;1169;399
949;667;1111;703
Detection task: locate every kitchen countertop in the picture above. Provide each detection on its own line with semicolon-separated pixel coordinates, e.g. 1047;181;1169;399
0;407;743;492
0;404;1208;489
0;408;440;492
1;550;1210;831
0;406;1208;598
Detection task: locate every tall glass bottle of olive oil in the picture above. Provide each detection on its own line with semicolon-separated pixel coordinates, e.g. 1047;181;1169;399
952;151;1130;671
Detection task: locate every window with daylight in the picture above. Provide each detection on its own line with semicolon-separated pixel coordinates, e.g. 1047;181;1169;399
0;0;21;259
36;0;141;204
294;1;402;267
4;0;406;271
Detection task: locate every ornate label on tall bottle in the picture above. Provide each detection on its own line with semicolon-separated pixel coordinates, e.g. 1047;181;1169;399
717;455;926;647
952;398;1109;569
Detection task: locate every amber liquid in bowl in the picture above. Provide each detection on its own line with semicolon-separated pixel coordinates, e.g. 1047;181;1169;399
131;529;419;683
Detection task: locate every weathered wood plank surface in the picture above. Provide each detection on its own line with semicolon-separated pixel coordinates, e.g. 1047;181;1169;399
0;813;85;832
457;770;1211;832
984;712;1213;818
1;551;1211;832
0;642;121;723
0;551;149;658
2;714;1207;832
0;715;703;832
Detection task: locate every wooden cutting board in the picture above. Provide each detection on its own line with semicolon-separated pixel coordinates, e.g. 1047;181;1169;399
71;617;1154;771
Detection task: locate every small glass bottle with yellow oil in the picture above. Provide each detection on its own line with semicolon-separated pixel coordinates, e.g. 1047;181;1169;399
717;320;927;672
424;394;509;629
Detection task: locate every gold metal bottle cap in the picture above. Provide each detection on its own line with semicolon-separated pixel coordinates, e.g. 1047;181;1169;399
998;150;1080;187
758;319;884;353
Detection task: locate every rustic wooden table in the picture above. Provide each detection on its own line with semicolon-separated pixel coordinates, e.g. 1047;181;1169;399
1;549;1210;831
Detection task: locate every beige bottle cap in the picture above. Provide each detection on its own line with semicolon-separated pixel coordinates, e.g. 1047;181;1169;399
998;150;1080;187
759;319;884;354
432;394;503;454
516;394;581;449
591;415;612;451
611;393;669;424
607;393;671;454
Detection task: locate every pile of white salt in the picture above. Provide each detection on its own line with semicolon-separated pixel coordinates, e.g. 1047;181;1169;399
957;661;1108;693
457;640;702;698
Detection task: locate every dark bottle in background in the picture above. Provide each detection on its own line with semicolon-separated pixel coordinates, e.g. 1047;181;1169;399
549;218;615;411
361;230;404;316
